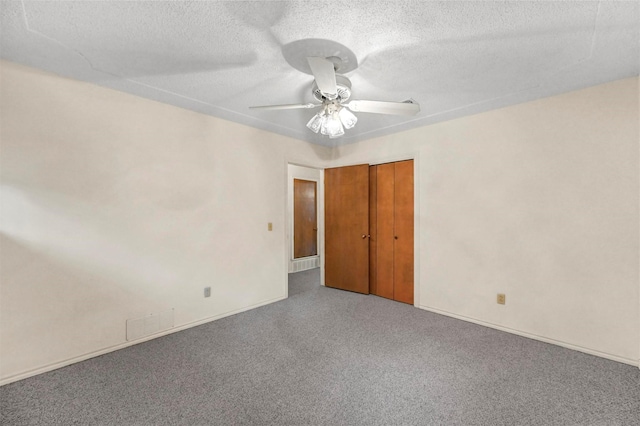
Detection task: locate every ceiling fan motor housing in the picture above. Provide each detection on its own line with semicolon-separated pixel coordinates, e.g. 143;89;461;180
313;75;352;102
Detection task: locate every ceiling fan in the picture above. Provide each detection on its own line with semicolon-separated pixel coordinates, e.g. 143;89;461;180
250;56;420;139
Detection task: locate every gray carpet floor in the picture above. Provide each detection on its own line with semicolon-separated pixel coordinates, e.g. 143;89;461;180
1;268;639;425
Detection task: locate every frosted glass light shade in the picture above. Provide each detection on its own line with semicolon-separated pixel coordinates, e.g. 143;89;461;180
338;107;358;129
320;114;330;135
306;113;323;133
327;113;345;138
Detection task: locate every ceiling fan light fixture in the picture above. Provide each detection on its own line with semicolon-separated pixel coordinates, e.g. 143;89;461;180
310;105;350;138
250;56;419;140
338;107;357;129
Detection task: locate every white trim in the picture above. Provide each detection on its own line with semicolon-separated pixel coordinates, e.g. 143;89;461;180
330;155;416;169
283;159;290;298
286;160;326;286
419;305;638;367
412;154;421;308
0;295;287;386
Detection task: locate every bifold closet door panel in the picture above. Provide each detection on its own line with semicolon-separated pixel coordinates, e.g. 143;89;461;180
393;160;414;305
375;162;395;300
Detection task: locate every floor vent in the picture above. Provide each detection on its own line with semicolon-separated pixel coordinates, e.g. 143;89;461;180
291;256;319;273
126;309;174;341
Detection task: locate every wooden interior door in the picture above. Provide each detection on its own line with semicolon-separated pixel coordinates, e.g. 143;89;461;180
324;164;370;294
293;179;317;258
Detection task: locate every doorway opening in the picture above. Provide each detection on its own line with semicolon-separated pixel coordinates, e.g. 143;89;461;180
287;164;323;275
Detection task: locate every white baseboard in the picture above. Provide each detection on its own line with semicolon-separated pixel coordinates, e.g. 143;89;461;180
419;305;638;367
0;295;287;386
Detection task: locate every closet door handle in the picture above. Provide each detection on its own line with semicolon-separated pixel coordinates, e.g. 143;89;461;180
362;234;371;239
394;236;398;240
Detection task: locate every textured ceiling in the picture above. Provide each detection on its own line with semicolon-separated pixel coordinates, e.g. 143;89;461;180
1;1;638;146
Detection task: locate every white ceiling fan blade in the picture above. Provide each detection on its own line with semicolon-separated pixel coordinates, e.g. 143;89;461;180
307;57;337;97
249;103;321;111
346;100;420;115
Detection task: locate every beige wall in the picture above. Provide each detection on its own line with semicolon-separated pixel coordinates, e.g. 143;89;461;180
0;61;332;383
333;77;640;365
1;61;638;385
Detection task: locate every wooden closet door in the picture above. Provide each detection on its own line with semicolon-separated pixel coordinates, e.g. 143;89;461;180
324;165;370;294
393;160;414;305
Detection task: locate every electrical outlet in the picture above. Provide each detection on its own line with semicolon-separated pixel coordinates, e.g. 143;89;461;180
204;287;211;298
497;293;506;305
